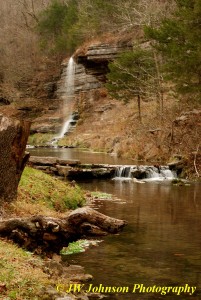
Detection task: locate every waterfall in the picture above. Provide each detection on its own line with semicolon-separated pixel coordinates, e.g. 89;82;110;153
115;166;132;179
64;57;76;99
57;56;76;140
114;165;177;181
57;115;74;139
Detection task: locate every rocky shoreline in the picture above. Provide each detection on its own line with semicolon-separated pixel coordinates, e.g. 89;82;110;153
38;256;106;300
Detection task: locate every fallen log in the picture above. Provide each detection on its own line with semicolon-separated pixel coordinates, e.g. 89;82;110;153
0;207;127;255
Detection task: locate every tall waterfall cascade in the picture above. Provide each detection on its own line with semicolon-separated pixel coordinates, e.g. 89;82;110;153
114;165;177;181
57;57;76;139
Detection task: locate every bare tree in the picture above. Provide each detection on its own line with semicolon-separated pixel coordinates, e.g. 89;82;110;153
0;0;51;84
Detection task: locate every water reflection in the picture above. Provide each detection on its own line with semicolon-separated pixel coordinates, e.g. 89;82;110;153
29;147;133;165
65;180;201;300
30;148;201;299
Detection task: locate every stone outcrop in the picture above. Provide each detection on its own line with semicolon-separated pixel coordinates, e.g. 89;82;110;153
77;43;133;62
28;41;133;135
56;60;102;98
28;156;178;180
0;114;30;204
168;155;188;175
28;156;115;179
56;42;132;98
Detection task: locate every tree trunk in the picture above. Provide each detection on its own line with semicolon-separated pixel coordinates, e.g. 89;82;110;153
0;114;30;204
137;94;142;122
0;207;127;255
153;50;164;122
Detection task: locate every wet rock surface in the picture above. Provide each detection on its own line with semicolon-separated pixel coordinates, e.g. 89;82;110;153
28;155;178;181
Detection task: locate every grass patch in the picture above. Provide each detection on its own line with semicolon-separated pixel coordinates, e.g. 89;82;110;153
91;191;113;200
0;167;88;298
0;239;49;299
7;167;86;216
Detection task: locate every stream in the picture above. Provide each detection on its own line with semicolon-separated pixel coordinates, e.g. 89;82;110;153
29;148;201;299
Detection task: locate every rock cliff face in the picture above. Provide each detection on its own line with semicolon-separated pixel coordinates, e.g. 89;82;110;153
28;42;132;135
56;42;132;98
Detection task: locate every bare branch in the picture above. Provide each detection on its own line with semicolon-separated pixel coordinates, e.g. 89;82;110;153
194;144;200;177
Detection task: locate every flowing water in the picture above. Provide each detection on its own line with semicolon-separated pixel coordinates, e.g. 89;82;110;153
57;57;76;139
57;114;74;139
29;148;201;299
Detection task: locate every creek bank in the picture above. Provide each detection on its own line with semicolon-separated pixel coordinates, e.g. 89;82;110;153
1;165;116;300
0;207;126;300
0;206;126;255
0;238;103;300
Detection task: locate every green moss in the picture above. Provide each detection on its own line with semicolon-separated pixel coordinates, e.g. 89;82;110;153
18;167;86;212
28;133;55;146
91;191;112;200
60;240;88;255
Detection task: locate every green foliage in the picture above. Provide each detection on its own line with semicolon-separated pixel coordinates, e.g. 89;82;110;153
74;0;117;37
107;48;158;100
61;239;102;255
106;47;158;120
37;0;79;54
36;0;146;55
38;1;67;37
60;239;88;255
145;0;201;99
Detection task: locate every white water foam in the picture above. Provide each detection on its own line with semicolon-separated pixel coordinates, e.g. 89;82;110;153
113;165;177;182
54;57;76;141
56;114;74;139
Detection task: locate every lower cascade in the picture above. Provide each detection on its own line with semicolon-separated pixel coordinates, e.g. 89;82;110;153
56;114;74;139
114;165;177;181
50;112;78;145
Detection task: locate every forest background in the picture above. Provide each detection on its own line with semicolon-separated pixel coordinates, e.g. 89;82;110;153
0;0;200;177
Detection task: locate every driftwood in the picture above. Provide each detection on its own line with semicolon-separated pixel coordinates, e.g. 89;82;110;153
0;207;127;255
0;114;30;203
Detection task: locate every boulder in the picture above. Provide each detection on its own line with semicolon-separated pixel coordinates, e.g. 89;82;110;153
56;159;80;166
56;165;71;177
29;156;57;166
130;168;146;179
168;155;188;174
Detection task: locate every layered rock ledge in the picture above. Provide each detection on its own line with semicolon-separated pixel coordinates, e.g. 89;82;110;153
28;156;116;179
57;42;132;98
28;156;180;180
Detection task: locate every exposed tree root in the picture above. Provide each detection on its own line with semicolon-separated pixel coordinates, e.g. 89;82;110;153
0;207;127;255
